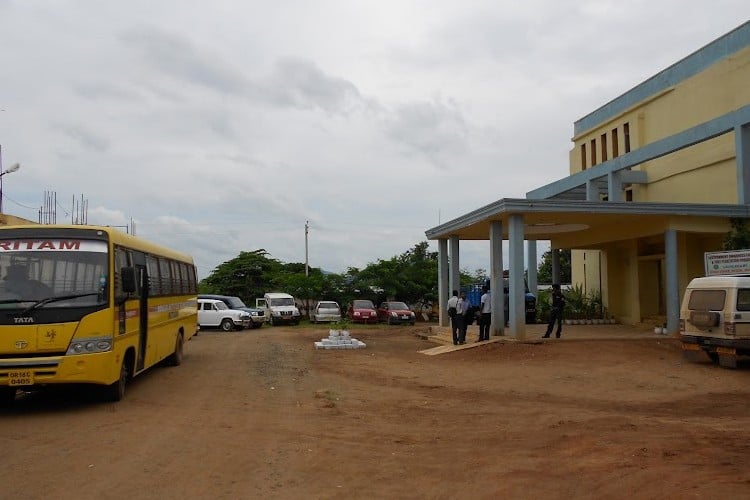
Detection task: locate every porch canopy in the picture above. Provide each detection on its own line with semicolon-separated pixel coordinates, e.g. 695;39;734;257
425;198;750;339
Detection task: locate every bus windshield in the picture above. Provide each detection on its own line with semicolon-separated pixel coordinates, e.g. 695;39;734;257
0;238;108;307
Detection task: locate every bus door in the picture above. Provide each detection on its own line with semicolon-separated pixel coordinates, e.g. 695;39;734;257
136;265;149;372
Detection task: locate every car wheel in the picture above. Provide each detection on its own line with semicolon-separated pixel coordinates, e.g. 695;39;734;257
410;321;415;326
220;318;234;332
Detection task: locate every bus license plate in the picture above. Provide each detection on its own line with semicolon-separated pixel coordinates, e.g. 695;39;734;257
8;370;33;386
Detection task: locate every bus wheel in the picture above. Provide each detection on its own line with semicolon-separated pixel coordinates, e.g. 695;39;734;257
167;332;184;366
0;387;16;407
105;359;129;402
220;319;234;332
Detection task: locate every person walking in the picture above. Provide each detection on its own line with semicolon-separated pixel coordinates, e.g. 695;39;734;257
543;284;566;338
477;285;491;342
447;290;461;345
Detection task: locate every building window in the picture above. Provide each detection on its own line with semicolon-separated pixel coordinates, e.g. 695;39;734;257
624;122;631;153
590;139;597;165
625;187;633;202
581;143;587;170
611;128;619;157
601;133;608;162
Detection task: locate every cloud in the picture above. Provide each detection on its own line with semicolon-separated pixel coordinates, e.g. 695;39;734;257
384;98;468;169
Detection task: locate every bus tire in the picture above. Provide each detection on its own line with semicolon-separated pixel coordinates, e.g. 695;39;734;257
220;319;234;332
0;387;16;407
105;358;129;402
166;332;184;366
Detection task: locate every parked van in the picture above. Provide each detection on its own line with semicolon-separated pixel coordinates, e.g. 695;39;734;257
257;292;301;326
680;275;750;368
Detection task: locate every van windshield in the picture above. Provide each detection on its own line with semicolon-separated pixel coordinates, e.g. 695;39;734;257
269;297;294;306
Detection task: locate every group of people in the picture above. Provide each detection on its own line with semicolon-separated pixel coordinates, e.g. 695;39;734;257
447;283;566;343
446;285;492;345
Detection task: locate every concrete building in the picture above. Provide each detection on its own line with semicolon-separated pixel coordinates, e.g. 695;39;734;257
425;21;750;340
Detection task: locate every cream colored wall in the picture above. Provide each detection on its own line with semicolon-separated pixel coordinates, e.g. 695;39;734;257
565;36;750;325
571;45;750;182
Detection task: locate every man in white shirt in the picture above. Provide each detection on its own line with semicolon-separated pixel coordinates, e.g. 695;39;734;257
457;291;470;344
478;286;491;341
446;290;460;345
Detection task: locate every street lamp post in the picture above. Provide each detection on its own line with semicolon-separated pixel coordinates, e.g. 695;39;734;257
0;163;20;214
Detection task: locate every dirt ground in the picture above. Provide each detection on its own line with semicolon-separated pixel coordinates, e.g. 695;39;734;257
2;324;750;499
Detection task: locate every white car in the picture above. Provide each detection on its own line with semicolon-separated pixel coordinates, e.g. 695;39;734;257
310;301;342;323
197;298;251;331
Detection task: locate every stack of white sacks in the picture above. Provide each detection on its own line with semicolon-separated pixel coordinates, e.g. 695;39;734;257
314;329;366;349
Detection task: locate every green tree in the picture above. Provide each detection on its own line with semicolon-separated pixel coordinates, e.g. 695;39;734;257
723;217;750;250
198;249;282;303
537;248;572;285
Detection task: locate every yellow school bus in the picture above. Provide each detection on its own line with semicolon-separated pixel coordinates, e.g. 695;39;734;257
0;224;198;404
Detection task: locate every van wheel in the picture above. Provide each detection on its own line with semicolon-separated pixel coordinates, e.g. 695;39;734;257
706;351;719;364
220;319;234;332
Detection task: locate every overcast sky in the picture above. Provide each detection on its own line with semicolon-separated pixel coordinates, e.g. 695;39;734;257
1;2;748;279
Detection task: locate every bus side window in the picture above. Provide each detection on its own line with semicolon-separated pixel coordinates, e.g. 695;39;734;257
121;267;137;294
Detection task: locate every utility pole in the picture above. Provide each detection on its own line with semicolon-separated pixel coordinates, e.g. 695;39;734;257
305;220;309;277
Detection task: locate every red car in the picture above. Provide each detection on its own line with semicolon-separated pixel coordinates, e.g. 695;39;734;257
377;301;416;325
347;299;378;324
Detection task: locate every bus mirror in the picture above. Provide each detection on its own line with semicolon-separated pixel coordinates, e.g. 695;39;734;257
121;266;137;293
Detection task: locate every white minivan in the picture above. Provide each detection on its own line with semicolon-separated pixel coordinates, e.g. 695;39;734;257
680;275;750;368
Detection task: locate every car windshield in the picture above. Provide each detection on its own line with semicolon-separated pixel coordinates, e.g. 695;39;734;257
225;297;247;308
353;300;374;309
389;302;409;310
318;302;339;310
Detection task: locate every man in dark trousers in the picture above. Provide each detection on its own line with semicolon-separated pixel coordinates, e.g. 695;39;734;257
543;284;565;338
447;290;461;345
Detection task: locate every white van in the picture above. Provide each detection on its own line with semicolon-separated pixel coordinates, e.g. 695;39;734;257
257;292;301;326
680;275;750;368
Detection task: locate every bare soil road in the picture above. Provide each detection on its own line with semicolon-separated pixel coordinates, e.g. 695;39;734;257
2;325;749;499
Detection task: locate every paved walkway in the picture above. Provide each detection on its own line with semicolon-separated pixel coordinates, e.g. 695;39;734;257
418;322;675;355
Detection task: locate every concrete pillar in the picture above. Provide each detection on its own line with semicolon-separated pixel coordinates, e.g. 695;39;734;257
508;214;526;339
489;221;504;336
608;171;623;202
527;240;538;296
665;229;680;335
586;180;601;201
736;123;750;205
438;239;449;327
551;248;561;285
449;236;460;295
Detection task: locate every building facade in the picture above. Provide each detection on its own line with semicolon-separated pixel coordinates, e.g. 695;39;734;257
426;22;750;338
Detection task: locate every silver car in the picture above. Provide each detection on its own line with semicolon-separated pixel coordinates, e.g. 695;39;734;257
310;301;342;323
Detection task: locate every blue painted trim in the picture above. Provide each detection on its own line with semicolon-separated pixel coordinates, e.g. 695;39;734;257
575;22;750;136
529;105;750;200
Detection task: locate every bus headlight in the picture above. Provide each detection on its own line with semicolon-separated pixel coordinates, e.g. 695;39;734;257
66;337;113;355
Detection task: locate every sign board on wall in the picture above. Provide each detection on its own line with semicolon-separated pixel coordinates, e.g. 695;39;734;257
704;249;750;276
